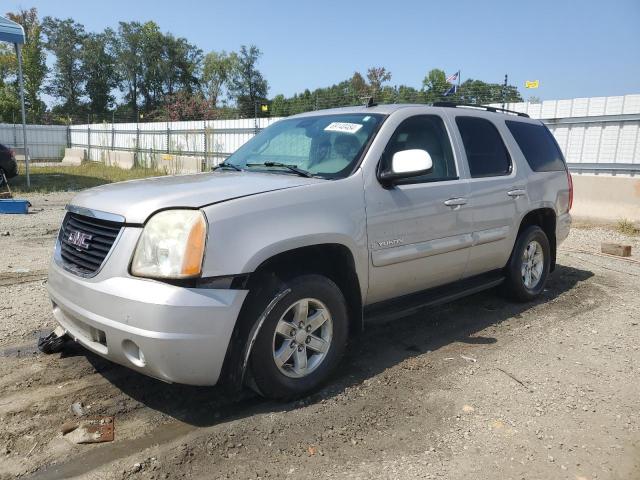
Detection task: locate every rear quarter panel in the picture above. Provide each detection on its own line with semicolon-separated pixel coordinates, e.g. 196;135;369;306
503;118;572;246
502;118;572;220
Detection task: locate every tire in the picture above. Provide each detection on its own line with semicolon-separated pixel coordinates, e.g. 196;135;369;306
503;225;551;302
249;274;349;400
0;161;17;179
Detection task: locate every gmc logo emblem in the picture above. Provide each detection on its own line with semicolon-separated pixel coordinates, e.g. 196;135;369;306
67;230;92;249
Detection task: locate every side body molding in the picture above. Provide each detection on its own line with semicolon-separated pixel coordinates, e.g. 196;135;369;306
371;226;509;268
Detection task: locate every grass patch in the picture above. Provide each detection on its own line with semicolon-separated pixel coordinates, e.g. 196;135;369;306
8;163;166;194
616;218;640;236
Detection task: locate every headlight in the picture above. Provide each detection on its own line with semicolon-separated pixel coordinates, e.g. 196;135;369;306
131;210;207;279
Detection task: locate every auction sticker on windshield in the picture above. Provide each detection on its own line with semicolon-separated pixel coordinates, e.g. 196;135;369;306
324;122;363;134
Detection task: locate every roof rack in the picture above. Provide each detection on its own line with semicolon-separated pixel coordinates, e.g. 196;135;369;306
433;102;529;118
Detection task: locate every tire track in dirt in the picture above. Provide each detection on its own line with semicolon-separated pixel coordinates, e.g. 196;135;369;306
0;270;48;287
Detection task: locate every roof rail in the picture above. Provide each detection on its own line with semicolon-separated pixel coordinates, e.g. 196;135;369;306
433;102;529;118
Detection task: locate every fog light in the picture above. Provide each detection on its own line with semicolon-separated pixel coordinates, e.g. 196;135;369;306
122;339;146;367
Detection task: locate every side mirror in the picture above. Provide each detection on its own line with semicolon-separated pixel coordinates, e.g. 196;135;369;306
379;149;433;187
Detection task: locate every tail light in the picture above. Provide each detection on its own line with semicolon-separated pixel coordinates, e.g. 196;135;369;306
567;171;573;211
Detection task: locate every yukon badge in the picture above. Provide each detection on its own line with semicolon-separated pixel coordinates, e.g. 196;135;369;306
377;238;402;248
67;230;92;249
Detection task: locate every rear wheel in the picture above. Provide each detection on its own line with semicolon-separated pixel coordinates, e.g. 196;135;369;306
249;274;348;400
504;225;551;302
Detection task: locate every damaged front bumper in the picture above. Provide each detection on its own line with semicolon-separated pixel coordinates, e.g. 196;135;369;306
47;250;248;386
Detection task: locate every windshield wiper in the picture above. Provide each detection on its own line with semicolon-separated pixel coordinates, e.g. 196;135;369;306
246;162;313;178
213;161;242;172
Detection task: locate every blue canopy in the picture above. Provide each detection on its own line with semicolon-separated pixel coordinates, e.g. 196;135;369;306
0;16;25;44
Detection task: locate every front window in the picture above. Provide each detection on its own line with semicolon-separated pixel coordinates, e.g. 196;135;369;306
225;113;384;179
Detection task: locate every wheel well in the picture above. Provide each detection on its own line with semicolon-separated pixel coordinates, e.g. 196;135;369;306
251;244;363;335
517;208;557;271
218;243;364;391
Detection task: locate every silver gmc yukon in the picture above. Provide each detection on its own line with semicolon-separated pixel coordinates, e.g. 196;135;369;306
47;104;572;399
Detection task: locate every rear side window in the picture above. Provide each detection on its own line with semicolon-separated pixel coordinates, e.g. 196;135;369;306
456;117;511;178
506;121;566;172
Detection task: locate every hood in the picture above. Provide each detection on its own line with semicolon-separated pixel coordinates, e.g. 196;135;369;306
69;171;323;224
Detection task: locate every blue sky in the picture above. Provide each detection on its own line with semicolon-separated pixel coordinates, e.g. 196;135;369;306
4;0;640;100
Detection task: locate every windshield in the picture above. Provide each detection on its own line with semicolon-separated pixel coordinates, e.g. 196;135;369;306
224;113;384;179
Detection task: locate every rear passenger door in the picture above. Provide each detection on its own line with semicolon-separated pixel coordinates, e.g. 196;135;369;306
452;115;528;277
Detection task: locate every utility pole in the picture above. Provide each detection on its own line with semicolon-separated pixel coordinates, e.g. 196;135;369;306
15;43;29;188
502;74;508;110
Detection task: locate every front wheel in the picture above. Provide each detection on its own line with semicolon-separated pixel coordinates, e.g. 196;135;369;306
504;225;551;302
249;274;349;400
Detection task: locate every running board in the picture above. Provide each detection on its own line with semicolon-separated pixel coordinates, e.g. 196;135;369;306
364;270;505;322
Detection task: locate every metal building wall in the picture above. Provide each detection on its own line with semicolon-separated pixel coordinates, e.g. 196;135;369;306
499;94;640;173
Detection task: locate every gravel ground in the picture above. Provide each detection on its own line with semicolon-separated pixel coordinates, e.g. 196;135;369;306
0;193;639;480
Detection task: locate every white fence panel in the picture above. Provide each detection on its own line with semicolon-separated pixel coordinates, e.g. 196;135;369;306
1;94;639;172
0;123;67;160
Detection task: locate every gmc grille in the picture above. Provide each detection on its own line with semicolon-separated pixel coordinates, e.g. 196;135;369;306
58;212;123;276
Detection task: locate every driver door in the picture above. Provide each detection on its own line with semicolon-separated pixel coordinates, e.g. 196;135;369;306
364;114;473;304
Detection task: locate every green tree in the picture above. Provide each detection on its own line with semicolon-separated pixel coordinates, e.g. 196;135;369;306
0;44;19;121
163;34;202;97
42;17;87;114
422;68;450;103
6;8;48;122
228;45;268;117
114;21;144;116
396;84;424;103
0;82;20;123
82;30;118;115
349;72;368;98
366;66;391;96
456;79;523;104
202;50;237;107
138;21;164;111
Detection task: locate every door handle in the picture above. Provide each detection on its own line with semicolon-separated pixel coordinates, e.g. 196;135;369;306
444;197;468;208
507;189;526;198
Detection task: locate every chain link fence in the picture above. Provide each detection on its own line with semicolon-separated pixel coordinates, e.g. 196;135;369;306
1;93;639;175
68;118;279;172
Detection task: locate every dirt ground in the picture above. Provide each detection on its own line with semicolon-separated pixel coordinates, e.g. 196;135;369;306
1;193;639;480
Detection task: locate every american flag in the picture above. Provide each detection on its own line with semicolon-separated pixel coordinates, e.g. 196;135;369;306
446;71;460;84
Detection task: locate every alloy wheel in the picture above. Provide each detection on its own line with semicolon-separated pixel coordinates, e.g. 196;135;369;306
272;298;333;378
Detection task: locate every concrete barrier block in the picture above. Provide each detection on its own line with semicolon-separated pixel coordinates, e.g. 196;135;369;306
572;174;640;222
105;151;135;169
157;154;202;175
61;148;84;166
12;147;30;162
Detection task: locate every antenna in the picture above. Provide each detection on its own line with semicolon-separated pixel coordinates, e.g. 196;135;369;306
361;96;377;108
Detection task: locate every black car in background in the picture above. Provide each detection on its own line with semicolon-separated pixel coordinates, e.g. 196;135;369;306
0;143;18;179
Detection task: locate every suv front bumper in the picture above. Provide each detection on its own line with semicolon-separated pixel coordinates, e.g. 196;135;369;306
47;259;248;386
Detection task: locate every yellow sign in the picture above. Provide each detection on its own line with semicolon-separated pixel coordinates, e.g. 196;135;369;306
525;80;539;89
260;104;269;112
